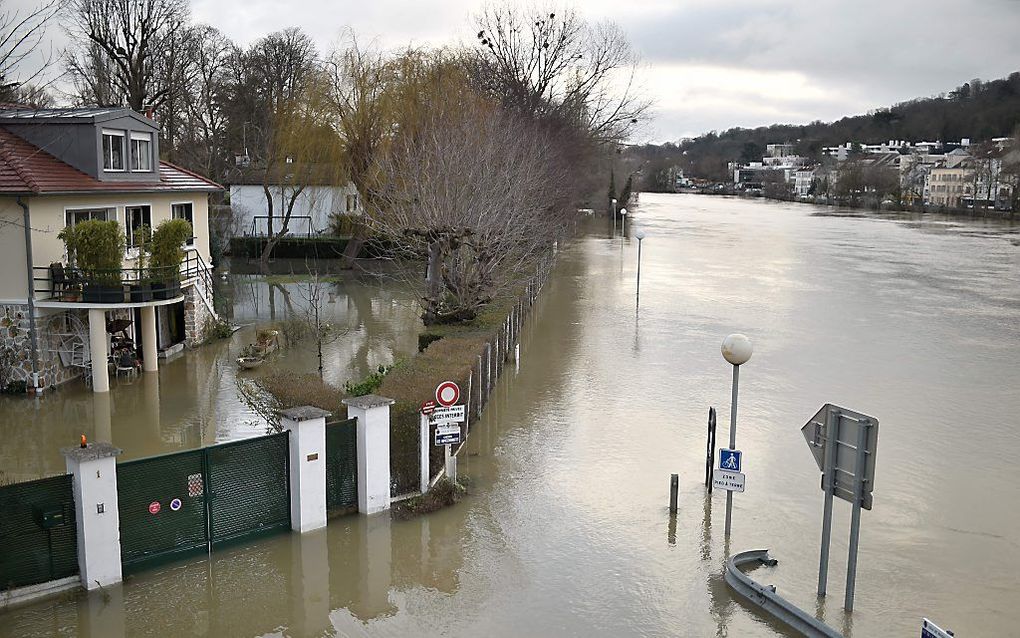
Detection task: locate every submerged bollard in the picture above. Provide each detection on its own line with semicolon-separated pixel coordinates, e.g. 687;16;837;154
669;473;679;514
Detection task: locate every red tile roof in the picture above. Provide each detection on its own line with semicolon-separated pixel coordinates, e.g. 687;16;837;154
0;128;221;195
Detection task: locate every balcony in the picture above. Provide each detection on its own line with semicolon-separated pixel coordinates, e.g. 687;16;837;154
31;252;208;309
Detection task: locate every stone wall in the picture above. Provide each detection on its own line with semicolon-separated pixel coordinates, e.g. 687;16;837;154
183;279;216;347
1;305;84;390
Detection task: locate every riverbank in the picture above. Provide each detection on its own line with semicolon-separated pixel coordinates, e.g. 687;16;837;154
668;188;1019;220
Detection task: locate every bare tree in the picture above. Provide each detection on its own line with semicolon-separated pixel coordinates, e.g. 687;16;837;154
369;86;570;323
295;269;348;378
173;25;232;177
66;0;187;110
471;4;647;144
0;0;60;103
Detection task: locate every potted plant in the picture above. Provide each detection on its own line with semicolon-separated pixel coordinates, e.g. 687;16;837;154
58;220;125;303
149;219;192;300
236;343;264;370
129;225;153;302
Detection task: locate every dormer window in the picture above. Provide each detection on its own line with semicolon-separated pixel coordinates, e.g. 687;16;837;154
102;129;125;171
131;132;152;171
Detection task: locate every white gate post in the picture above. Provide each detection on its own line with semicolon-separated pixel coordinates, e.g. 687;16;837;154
280;406;330;533
343;395;394;515
61;441;122;590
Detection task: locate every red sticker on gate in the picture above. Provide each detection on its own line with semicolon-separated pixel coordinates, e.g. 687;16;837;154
148;501;161;515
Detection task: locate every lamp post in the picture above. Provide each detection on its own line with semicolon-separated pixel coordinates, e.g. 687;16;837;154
635;229;645;305
620;208;627;237
721;333;752;538
611;198;618;236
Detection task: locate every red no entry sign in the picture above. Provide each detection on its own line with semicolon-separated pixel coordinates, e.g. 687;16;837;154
148;501;161;515
435;381;460;407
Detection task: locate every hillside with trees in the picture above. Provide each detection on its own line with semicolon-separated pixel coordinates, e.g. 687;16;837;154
635;72;1020;186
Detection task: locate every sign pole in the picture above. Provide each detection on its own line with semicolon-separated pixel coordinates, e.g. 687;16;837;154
724;364;738;538
817;407;840;597
445;443;456;482
844;418;871;611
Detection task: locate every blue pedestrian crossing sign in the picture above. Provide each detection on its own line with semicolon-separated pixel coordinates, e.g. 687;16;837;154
719;448;742;473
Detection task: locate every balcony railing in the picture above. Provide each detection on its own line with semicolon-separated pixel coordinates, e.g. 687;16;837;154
32;252;209;304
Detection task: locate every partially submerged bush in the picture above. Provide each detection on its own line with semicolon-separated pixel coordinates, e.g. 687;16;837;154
344;363;396;397
391;477;466;520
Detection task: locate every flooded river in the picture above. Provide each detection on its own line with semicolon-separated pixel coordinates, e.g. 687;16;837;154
2;193;1019;636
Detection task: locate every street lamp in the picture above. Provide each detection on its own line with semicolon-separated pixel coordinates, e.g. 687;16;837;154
635;229;645;305
721;333;752;538
611;198;618;236
620;208;627;236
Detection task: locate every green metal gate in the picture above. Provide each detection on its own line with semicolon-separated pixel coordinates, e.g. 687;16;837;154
325;418;358;514
118;432;291;571
0;474;78;589
118;448;210;569
206;432;291;544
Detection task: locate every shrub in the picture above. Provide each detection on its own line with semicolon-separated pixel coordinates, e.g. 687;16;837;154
58;220;124;284
417;332;443;352
236;371;348;431
206;317;234;340
149;218;193;281
344;364;395;397
391;477;466;520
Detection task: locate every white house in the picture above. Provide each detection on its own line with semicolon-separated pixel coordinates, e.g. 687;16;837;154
0;107;220;393
228;172;363;237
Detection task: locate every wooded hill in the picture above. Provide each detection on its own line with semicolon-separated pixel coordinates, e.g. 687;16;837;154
633;71;1020;185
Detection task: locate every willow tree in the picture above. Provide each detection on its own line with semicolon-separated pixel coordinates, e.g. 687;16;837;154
254;73;344;273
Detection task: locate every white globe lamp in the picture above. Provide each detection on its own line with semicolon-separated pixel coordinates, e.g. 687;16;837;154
721;334;753;366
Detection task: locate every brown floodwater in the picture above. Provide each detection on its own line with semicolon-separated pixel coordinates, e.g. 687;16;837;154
0;266;423;482
2;194;1019;636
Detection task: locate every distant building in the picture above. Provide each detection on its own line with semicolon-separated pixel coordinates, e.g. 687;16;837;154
666;165;692;190
226;169;363;237
793;167;817;198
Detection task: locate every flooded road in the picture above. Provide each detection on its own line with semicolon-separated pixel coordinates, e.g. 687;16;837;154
3;193;1020;636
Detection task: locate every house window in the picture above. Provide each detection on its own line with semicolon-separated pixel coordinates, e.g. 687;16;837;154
345;193;359;212
102;130;125;171
172;202;195;245
130;132;152;171
125;205;151;248
65;207;113;227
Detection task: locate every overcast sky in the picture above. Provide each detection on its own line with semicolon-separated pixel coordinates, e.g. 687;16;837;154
14;0;1020;142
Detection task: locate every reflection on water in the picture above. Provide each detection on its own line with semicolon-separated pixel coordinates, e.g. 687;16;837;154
3;195;1019;636
0;267;422;481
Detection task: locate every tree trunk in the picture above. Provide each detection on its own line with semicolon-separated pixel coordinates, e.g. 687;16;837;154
422;240;442;324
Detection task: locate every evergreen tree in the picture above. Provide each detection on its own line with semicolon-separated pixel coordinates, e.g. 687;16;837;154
619;174;633;208
608;169;617;211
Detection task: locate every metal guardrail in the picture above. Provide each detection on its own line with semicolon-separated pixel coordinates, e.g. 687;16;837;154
248;215;315;237
724;549;843;638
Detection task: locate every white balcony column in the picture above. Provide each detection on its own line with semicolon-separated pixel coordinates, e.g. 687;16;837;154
87;308;109;392
343;394;394;515
140;305;158;373
280;406;329;533
62;441;123;590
